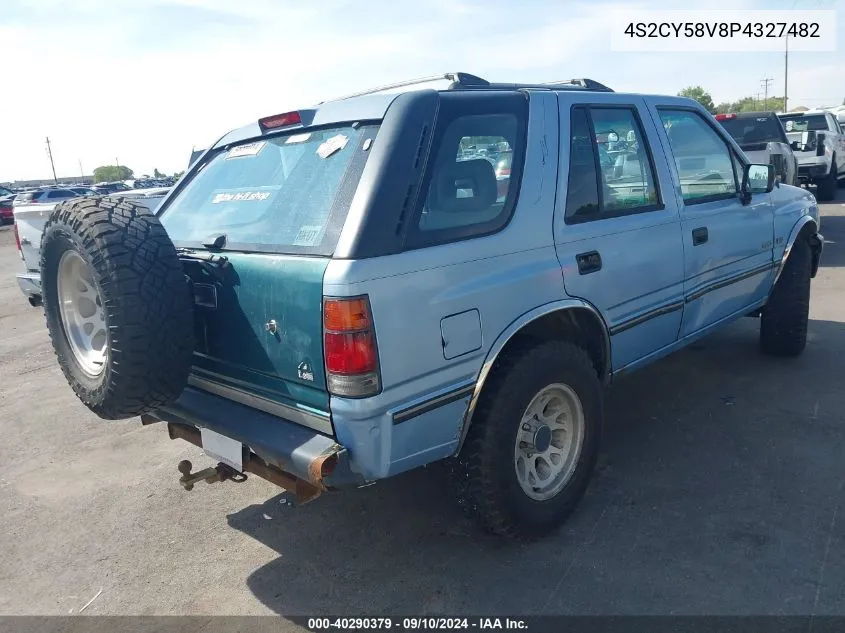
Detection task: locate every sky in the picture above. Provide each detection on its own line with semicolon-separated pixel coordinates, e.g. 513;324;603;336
1;0;843;182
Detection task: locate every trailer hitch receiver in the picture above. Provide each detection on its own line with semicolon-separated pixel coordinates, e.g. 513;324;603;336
177;459;246;491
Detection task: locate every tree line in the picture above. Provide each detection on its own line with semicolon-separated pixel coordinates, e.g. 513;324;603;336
92;165;184;183
678;85;789;115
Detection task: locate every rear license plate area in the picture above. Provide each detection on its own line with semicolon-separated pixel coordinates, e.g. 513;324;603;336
200;428;245;472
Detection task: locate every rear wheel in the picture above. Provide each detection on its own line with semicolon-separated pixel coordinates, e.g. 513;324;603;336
760;239;812;357
460;340;602;539
816;161;837;201
41;197;194;419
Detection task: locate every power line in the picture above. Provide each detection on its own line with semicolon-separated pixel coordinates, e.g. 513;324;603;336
761;77;773;105
45;137;58;185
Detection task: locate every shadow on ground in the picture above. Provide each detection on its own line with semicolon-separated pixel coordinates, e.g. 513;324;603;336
228;318;845;616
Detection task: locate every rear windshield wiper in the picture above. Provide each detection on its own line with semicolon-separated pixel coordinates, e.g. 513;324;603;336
176;247;231;280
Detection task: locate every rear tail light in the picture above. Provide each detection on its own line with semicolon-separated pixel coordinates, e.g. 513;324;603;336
715;113;737;121
323;296;381;398
13;222;22;258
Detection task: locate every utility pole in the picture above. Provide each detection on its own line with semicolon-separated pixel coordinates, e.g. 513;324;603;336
761;77;773;108
45;137;58;185
755;92;763;109
784;35;789;112
78;159;85;184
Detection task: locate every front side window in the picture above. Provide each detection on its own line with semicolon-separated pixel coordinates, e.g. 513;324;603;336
658;109;738;203
565;105;660;223
160;124;377;255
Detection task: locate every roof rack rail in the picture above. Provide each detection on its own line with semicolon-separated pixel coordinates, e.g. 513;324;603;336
324;72;490;102
540;78;614;92
321;73;612;103
447;77;614;93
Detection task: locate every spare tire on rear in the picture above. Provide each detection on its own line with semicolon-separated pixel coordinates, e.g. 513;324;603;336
40;196;194;419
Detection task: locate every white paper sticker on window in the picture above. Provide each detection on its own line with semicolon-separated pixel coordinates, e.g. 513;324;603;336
293;225;323;246
286;133;312;144
316;134;349;159
226;141;266;159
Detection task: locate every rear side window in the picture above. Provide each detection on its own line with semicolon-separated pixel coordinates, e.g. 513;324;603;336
14;192;36;204
47;190;77;199
160;124;377;255
565;105;660;224
407;93;527;248
658;109;738;203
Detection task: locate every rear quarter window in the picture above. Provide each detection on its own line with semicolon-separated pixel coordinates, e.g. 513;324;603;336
406;92;528;249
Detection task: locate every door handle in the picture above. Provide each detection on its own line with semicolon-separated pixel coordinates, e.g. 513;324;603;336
576;251;602;275
692;227;708;246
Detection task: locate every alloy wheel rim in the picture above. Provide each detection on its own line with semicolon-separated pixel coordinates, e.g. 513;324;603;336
513;383;585;501
56;250;108;376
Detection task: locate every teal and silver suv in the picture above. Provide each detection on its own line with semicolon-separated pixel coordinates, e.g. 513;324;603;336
39;73;823;539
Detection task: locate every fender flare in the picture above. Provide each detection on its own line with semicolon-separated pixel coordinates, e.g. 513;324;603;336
455;299;611;452
774;215;820;287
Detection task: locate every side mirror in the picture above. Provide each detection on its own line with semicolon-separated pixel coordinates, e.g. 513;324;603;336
741;163;774;203
790;140;801;152
816;132;826;156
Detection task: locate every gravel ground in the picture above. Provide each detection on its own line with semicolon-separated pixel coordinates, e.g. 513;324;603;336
0;192;844;624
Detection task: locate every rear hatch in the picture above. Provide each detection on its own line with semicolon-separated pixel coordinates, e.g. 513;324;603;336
159;123;379;435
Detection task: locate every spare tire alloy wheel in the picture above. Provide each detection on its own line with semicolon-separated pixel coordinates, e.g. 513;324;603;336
41;197;195;420
56;250;108;376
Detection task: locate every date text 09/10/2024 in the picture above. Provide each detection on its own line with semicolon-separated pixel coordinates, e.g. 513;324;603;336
306;618;528;631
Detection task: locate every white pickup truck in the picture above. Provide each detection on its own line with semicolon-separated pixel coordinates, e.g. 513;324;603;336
14;187;170;305
778;110;845;201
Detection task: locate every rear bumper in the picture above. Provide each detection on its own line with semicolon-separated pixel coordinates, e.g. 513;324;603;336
145;386;365;490
797;163;830;182
16;272;41;298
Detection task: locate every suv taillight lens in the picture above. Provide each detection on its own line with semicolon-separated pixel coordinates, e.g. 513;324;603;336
13;221;22;257
323;296;381;398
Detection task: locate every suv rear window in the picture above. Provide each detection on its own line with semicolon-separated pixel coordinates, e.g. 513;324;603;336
717;115;787;146
160;124;377;255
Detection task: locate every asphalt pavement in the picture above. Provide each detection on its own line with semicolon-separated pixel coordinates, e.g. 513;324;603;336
1;191;844;622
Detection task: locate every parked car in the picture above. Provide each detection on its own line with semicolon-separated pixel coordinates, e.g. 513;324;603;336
0;186;15;224
90;182;131;194
778;110;845;200
0;199;13;224
68;187;98;197
715;111;798;186
12;187;164;306
36;72;823;539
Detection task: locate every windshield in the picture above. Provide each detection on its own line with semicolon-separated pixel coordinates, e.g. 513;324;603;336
718;115;786;145
778;114;828;132
161;124;376;255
